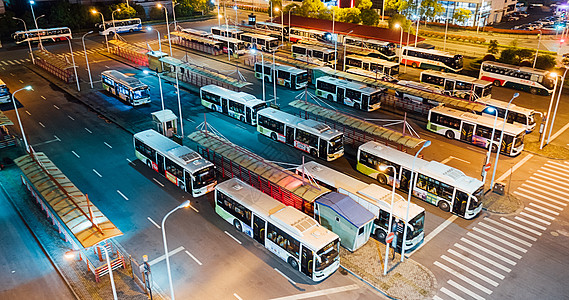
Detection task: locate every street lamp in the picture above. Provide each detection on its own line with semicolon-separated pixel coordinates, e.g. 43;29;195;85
35;14;45;26
172;1;180;30
275;7;284;44
147;26;163;54
443;7;450;51
540;72;559;149
91;10;109;52
12;17;35;64
12;86;33;152
65;246;118;300
234;5;238;28
251;49;266;103
533;30;542;68
219;14;232;61
401;140;431;262
343;30;354;71
272;44;285;105
82;31;94;89
489;92;519;189
414;14;420;46
288;7;296;44
157;3;173;56
394;23;403;66
162;200;191;300
482;106;499;185
143;70;165;110
112;8;121;38
546;67;569;146
379;165;397;275
29;1;43;48
66;36;81;92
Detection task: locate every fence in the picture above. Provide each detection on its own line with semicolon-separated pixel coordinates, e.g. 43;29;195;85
108;40;149;66
33;49;76;83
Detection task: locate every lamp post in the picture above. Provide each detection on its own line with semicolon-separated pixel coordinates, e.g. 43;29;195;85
443;7;450;51
12;86;33;152
144;70;165;110
343;30;354;71
395;23;403;65
251;49;265;103
275;7;284;44
401;140;431;262
482;105;499;186
489;93;519;189
476;0;484;34
147;26;163;53
379;165;397;275
66;37;81;92
546;67;569;145
288;7;296;44
29;1;43;48
540;73;559;149
157;3;173;56
272;44;285;105
65;246;118;300
219;14;232;61
175;70;184;138
112;8;121;38
172;0;179;30
35;14;45;27
234;5;238;27
414;13;420;46
91;10;109;51
82;31;94;89
533;30;542;68
13;17;35;64
162;200;191;300
333;7;337;69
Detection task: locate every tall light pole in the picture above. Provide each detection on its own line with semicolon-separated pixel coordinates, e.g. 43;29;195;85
401;140;431;262
489;93;519;189
65;246;118;300
35;14;45;26
540;73;559;149
219;14;232;61
147;26;163;53
91;10;109;52
332;7;337;69
66;37;81;92
161;200;191;300
12;86;33;153
144;70;165;110
234;5;238;27
271;44;285;105
275;7;283;44
29;1;43;49
251;49;265;103
546;67;569;145
476;0;484;34
482;105;499;186
414;13;420;46
82;31;94;89
533;30;542;68
157;3;173;56
288;7;296;44
380;165;397;275
443;7;450;51
12;17;35;64
112;8;121;38
395;23;403;65
343;30;354;71
172;1;179;30
175;70;184;138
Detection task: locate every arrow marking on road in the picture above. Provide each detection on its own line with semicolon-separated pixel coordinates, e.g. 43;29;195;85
92;169;102;178
148;246;185;266
185;250;203;266
117;190;129;201
147;217;161;229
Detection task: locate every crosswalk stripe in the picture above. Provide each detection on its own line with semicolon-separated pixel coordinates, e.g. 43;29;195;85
531;173;569;189
472;227;528;253
433;296;444;300
514;191;565;210
529;202;562;214
25;58;31;62
447;279;486;300
485;218;537;241
500;217;542;236
524;207;556;220
544;162;569;173
466;233;523;259
519;184;568;205
528;175;569;193
454;243;511;272
478;222;533;247
514;216;547;230
8;60;15;65
434;261;494;294
440;286;466;300
460;238;516;265
515;188;568;206
447;249;505;279
536;169;569;181
519;211;551;225
1;61;8;65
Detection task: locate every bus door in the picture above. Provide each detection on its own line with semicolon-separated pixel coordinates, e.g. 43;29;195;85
444;80;454;92
290;75;296;88
156;153;165;174
245;107;252;124
337;87;345;103
286;126;295;145
319;139;327;158
400;168;412;191
252;215;265;245
300;246;313;277
453;190;468;217
460;122;474;142
221;98;228;114
185;171;192;193
362;62;370;70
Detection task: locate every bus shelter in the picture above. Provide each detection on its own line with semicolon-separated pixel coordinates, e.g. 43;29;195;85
33;49;76;83
0;111;16;149
108;39;149;67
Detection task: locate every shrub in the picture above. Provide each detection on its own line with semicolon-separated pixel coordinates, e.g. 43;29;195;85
483;54;496;61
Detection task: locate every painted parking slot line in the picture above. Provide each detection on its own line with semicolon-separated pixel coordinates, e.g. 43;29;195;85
71;151;80;159
104;142;113;149
439;287;466;300
528;175;569;193
224;231;242;245
25;110;31;116
520;183;569;202
484;218;537;241
500;218;542;236
53;104;60;110
440;156;452;164
472;227;528;253
447;248;505;279
19;79;24;83
38;122;45;128
529;203;561;215
441;255;499;286
40;95;46;100
147;217;161;229
233;293;243;300
185;250;203;266
523;207;555;220
408;215;458;257
466;233;523;259
147;246;185;266
273;268;297;286
68;115;75;121
85;127;92;133
92;169;102;178
117;190;129;201
478;223;533;247
460;238;516;266
514;190;566;208
514;216;547;230
153;178;164;187
455;243;511;273
434;261;493;295
535;169;569;182
447;280;484;300
126;158;133;164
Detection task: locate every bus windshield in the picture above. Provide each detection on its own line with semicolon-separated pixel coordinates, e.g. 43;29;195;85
297;72;308;84
133;88;150;100
193;166;216;189
315;239;340;271
369;92;381;105
269;39;279;49
543;75;555;90
514;133;524;148
407;211;425;239
328;135;343;154
0;85;8;95
469;186;484;210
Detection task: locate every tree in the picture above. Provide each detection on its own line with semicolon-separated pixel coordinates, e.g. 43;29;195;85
360;8;380;25
338;7;361;24
108;3;136;20
298;0;326;18
385;0;408;14
452;8;471;25
535;55;557;70
149;6;163;20
420;0;444;22
487;39;499;54
268;0;283;17
388;13;411;30
131;3;147;20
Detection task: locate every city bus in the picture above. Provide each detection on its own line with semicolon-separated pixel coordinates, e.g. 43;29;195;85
396;80;445;105
344;55;400;77
476;97;537;132
296;161;425;250
134;129;217;197
344;37;398;61
291;44;336;66
200;85;266;125
101;70;150;106
215;178;340;281
401;46;463;73
255;21;289;36
239;32;279;52
479;61;556;95
420;70;492;100
345;68;395;82
254;61;308;90
12;27;72;44
97;18;142;35
257;108;344;161
0;79;10;103
211;25;243;39
315;76;383;111
211;34;247;55
427;105;526;156
181;27;212;38
289;27;329;43
357;141;484;219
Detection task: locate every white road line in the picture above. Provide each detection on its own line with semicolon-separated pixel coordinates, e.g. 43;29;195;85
484;218;537;241
472;227;528;253
514;216;547;230
273;268;297;286
186;118;196;123
434;261;493;295
433;296;444;300
40;95;46;100
478;223;533;247
528;176;569;194
71;151;80;158
104;142;113;148
92;169;102;177
441;255;499;286
531;173;569;189
536;169;569;182
496;154;533;182
10;73;14;76
455;243;511;273
117;190;129;201
466;233;523;259
185;250;203;266
441;156;452;164
126;158;133;164
500;218;542;236
234;293;243;300
514;190;566;208
546;160;569;171
38;122;45;128
408;215;458;256
544;162;569;174
54;135;60;141
148;246;185;266
440;287;465;300
19;79;24;83
448;280;485;300
25;110;31;115
8;60;15;65
516;188;567;206
447;249;505;279
68;115;75;121
519;184;568;204
85;127;92;133
529;203;561;215
147;217;161;229
53;104;60;110
523;207;555;220
153;178;165;187
461;238;516;266
548;123;569;142
190;205;199;213
224;231;242;244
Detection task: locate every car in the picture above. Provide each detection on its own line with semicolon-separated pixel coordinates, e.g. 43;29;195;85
504;15;520;21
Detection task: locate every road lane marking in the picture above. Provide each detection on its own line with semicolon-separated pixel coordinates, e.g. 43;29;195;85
92;169;102;177
447;249;505;279
514;216;547;230
270;284;360;300
224;231;242;244
548;122;569;142
71;151;80;158
440;287;465;300
68;115;75;121
472;227;528;253
10;73;14;76
38;122;45;128
484;218;537;241
19;79;24;83
466;233;523;259
190;205;199;213
447;280;484;300
500;218;542;236
147;217;161;229
461;238;516;265
434;261;493;295
25;110;31;115
496;154;533;183
153;178;164;187
85;127;92;133
41;95;46;100
186;118;195;123
234;293;243;300
478;223;533;247
455;243;511;272
104;142;113;148
273;268;297;286
117;190;129;201
408;215;458;257
53;104;60;110
523;207;555;220
54;135;60;141
185;250;203;266
148;246;185;266
441;255;499;286
126;158;133;164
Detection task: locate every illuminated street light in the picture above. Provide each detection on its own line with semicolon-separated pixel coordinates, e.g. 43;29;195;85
29;0;43;48
394;23;403;66
112;8;121;38
146;26;163;53
533;30;542;68
219;14;232;61
275;7;284;44
91;10;109;51
12;86;33;153
250;49;265;103
157;3;173;56
65;246;117;300
379;165;397;275
143;70;165;110
489;92;519;190
540;72;559;149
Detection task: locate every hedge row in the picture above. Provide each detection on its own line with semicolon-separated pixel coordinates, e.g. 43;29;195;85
420;30;486;43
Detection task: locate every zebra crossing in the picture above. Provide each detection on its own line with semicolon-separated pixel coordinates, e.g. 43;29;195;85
433;160;569;300
0;58;31;66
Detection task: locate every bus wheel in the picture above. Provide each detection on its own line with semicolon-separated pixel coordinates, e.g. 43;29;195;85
493;80;501;87
271;132;277;141
491;143;498;153
376;230;387;243
445;130;455;139
353;103;360;110
438;201;450;212
129;29;134;33
233;219;242;232
411;63;418;68
377;174;387;185
327;94;334;102
287;257;299;270
530;88;538;95
310;149;318;157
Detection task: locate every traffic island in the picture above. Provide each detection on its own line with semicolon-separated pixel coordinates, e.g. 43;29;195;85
523;133;569;159
482;190;523;214
340;239;436;300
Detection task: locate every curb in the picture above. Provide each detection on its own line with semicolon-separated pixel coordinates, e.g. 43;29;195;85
339;264;398;300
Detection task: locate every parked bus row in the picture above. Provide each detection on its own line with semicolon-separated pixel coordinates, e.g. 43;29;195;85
97;18;142;36
12;27;72;44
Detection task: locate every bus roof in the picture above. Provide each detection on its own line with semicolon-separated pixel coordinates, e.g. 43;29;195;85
403;46;459;58
134;129;213;174
481;60;550;75
255;62;308;75
293;43;336;53
256;21;283;28
477;98;534;115
346;36;392;46
212;25;243;33
102;70;148;90
211;34;243;43
431;105;527;135
421;70;492;86
317;76;383;94
241;32;278;40
345;54;399;67
201;84;265;107
258;108;342;140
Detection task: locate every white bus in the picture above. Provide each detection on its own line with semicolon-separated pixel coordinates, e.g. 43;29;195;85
255;21;289;36
344;37;398;61
401;46;463;73
200;85;266;126
396;80;445;105
134;129;217;197
345;55;400;77
211;34;246;55
257;108;344;161
477;97;537;132
479;61;556;95
291;44;337;66
181;27;212;38
254;62;308;90
289;27;329;43
98;18;142;35
0;79;10;103
346;68;394;82
12;27;72;44
357;141;484;219
215;178;340;281
211;25;243;39
315;76;383;111
101;70;150;106
296;161;425;250
239;33;279;52
420;70;493;100
427;105;526;156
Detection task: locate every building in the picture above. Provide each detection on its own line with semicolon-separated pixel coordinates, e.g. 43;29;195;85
436;0;517;26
